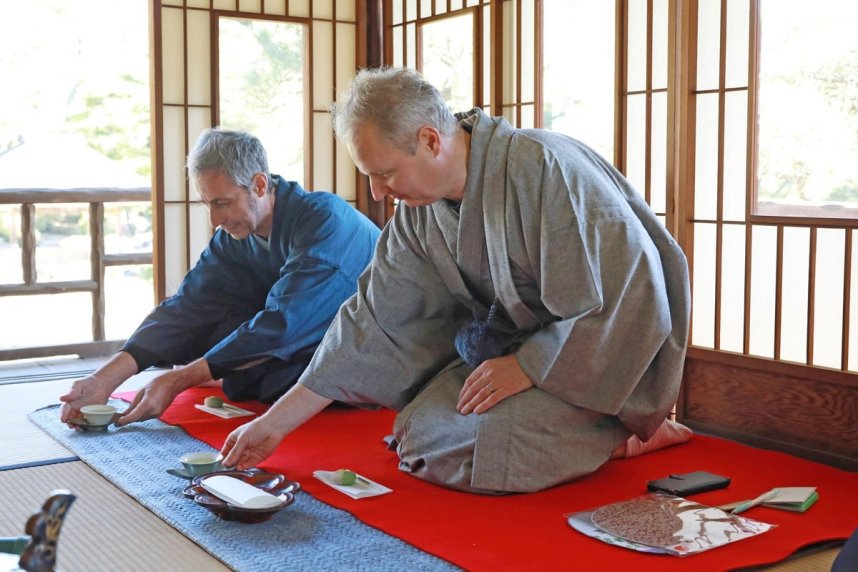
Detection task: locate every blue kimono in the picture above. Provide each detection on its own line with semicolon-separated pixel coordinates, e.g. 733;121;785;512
122;176;380;402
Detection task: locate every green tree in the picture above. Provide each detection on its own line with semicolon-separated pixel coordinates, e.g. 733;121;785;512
65;74;151;178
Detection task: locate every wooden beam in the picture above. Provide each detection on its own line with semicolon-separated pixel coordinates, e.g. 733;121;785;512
0;280;98;295
0;188;150;204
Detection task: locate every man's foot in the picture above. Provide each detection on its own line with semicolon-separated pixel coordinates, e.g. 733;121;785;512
612;419;693;458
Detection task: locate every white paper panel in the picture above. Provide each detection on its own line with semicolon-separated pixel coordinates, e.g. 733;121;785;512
392;1;403;25
312;21;334;110
625;93;646;198
652;0;668;89
650;91;667;213
161;7;185;105
501;1;516;104
335;23;356;104
694;94;719;221
482;4;491;108
187;107;212;160
723;91;748;221
813;229;845;369
188;202;212;270
780;227;809;363
697;0;722;92
238;0;262;14
519;105;534;129
313;113;334;192
692;222;716;348
626;0;647;93
162;106;187;202
186;0;210;8
520;0;535;103
719;224;746;352
164;203;188;296
849;230;858;372
186;10;211;106
748;225;777;358
335;135;357;202
335;0;355;21
289;0;309;18
406;23;416;68
314;0;333;19
265;0;286;16
725;0;750;89
392;26;404;67
213;0;234;9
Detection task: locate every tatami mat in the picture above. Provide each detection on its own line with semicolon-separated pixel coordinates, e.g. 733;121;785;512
0;461;231;572
0;417;75;469
0;366;163;469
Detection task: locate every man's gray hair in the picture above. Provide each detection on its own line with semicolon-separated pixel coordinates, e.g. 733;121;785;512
332;66;459;155
187;128;270;191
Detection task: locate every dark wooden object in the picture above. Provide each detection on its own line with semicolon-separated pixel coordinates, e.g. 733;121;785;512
1;490;77;572
678;348;858;470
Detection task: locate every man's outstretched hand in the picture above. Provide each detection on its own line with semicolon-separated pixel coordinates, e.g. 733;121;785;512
220;383;334;470
116;358;214;426
59;375;113;425
221;416;287;470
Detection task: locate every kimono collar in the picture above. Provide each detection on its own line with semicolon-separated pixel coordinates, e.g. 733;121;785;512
464;109;541;331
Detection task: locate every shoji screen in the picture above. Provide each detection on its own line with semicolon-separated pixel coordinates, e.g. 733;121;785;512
385;0;538;125
151;0;358;299
676;0;858;469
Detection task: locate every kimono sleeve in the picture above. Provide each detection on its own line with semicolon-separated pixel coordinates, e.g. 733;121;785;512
122;234;267;370
300;207;466;411
512;147;678;431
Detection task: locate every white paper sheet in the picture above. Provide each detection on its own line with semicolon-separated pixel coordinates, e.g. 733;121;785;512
313;469;393;499
201;475;285;509
194;402;255;419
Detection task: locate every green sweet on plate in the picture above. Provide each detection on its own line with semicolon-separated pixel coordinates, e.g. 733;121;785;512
334;469;357;486
204;396;224;408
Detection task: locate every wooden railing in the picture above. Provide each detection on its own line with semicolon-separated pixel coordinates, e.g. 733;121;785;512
0;188;152;361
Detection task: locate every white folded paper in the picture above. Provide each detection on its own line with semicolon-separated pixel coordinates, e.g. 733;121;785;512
313;470;393;499
200;475;285;509
194;402;255;419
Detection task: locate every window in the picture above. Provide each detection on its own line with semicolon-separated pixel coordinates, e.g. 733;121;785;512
754;0;858;219
542;0;615;162
218;17;307;186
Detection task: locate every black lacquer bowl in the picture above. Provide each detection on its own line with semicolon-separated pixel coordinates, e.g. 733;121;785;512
182;468;300;523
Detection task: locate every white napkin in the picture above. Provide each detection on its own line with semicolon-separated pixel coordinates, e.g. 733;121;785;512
313;470;393;499
194;402;255;419
200;475;285;509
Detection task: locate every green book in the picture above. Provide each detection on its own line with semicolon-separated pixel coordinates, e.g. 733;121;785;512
761;487;819;513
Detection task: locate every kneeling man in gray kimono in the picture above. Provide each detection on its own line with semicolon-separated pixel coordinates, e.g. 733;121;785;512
222;67;692;494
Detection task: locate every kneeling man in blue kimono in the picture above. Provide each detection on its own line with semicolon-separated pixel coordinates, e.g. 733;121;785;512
220;68;692;494
60;128;380;426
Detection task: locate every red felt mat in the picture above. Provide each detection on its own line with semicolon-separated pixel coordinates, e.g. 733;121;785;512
116;387;858;571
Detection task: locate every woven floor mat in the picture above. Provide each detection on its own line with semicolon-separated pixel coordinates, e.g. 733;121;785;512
0;461;231;572
0;417;76;470
0;379;77;469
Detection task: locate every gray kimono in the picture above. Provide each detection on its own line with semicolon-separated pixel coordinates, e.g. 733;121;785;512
302;109;690;494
